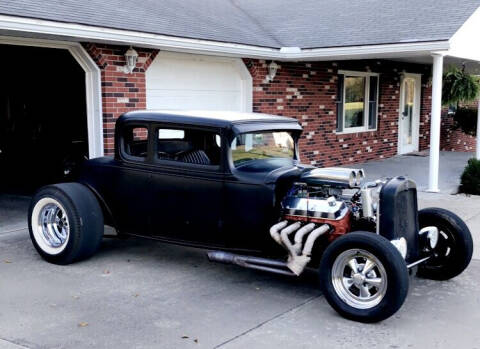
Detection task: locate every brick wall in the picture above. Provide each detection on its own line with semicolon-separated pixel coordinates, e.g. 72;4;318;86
83;43;159;155
244;59;432;166
441;114;477;152
83;43;434;164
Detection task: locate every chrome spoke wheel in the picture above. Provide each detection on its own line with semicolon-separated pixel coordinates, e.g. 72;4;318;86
331;249;388;309
31;198;70;255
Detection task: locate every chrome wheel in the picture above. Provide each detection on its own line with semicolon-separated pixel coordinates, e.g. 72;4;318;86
331;249;388;309
31;198;70;255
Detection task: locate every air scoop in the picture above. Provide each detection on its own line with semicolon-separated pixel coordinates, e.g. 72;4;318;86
300;167;365;188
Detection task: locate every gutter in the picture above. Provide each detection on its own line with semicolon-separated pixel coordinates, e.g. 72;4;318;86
0;14;451;61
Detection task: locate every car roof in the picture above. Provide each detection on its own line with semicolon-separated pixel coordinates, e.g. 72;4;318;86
118;110;301;129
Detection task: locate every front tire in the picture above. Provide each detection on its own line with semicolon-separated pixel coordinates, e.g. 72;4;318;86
320;232;409;323
417;208;473;280
28;183;104;265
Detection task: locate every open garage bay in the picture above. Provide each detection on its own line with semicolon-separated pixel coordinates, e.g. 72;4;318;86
0;44;88;195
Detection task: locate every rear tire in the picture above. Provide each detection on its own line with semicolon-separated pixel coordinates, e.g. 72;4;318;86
319;232;409;323
28;183;104;265
417;208;473;280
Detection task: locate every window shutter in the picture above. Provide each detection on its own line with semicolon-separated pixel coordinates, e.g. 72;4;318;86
368;76;378;130
336;74;344;132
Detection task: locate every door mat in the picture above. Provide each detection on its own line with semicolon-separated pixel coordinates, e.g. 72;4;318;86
402;150;429;157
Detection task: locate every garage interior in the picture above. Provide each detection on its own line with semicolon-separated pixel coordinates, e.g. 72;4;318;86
0;44;88;195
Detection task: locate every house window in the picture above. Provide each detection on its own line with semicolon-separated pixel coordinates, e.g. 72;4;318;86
336;70;379;133
447;104;457;115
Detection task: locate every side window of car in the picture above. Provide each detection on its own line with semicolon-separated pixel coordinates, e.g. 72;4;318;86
156;127;221;166
123;126;149;159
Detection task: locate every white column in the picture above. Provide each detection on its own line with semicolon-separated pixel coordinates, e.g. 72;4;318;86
477;98;480;159
428;53;444;192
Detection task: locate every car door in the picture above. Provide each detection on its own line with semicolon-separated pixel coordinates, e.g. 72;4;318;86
104;123;153;235
148;125;225;245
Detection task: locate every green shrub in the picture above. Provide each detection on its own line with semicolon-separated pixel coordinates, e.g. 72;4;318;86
460;158;480;195
453;107;478;137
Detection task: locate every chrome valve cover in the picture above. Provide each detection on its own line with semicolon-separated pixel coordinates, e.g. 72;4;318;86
282;196;349;221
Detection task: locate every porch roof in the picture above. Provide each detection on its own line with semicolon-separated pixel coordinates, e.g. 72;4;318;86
0;0;478;50
0;0;479;61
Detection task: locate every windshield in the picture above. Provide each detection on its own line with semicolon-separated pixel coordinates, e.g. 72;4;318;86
231;131;295;168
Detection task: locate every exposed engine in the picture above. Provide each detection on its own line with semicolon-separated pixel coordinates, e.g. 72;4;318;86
271;167;384;275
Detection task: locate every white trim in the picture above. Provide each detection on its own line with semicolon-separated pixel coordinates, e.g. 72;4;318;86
233;59;253;112
0;14;451;61
336;71;379;134
397;73;421;155
0;35;103;158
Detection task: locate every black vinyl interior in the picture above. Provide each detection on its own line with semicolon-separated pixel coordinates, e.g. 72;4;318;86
123;127;221;166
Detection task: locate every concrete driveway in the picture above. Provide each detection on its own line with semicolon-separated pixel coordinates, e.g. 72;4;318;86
1;190;479;349
349;151;473;194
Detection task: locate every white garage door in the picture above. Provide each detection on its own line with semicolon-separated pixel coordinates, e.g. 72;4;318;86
146;51;252;112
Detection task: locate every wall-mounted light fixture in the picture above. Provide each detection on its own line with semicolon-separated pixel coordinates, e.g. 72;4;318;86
267;61;279;82
123;46;139;74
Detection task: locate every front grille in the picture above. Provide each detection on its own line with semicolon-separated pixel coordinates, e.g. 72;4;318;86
379;177;419;262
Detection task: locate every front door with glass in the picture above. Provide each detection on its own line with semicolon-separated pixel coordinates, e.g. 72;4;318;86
398;74;421;154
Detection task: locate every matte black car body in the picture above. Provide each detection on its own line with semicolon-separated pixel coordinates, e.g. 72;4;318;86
29;110;474;323
78;111;305;253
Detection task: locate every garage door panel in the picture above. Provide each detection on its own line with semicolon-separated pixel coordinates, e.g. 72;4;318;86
146;52;251;112
147;90;242;111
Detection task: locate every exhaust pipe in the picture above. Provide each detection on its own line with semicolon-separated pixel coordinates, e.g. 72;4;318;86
287;224;330;275
292;223;316;255
280;221;305;256
210;221;331;277
207;251;295;276
269;220;288;246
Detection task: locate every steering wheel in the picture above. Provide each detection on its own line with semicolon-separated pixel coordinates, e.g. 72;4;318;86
173;150;189;161
157;151;173;160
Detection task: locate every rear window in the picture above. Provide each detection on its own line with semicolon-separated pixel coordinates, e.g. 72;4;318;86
158;129;185;139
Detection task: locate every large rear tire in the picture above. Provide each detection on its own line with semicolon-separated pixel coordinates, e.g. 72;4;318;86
320;232;409;323
417;208;473;280
28;183;104;265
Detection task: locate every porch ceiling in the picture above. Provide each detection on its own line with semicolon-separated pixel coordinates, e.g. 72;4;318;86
394;56;480;74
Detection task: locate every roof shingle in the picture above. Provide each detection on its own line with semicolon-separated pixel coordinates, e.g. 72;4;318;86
0;0;478;49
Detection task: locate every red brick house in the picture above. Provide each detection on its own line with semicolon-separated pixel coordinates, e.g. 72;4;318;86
0;0;479;192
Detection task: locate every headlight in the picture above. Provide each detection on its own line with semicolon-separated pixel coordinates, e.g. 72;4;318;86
419;226;439;250
390;237;407;259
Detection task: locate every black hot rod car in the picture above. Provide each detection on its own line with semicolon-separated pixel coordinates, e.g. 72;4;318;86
28;111;473;322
